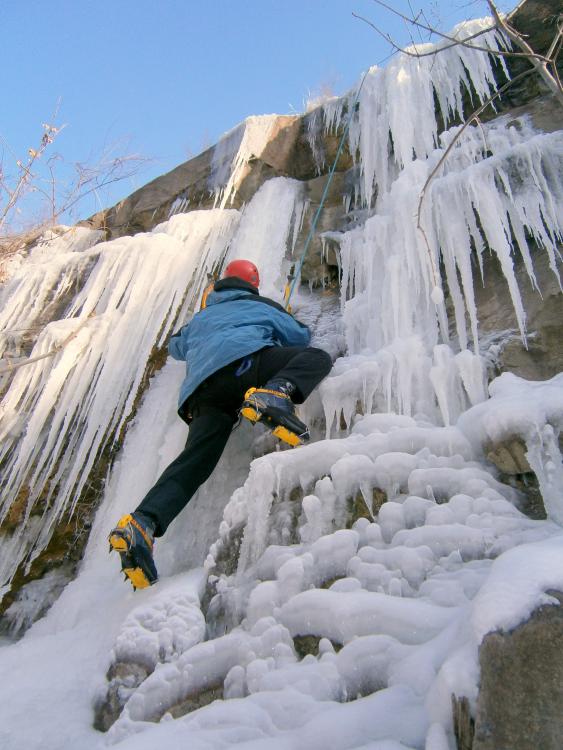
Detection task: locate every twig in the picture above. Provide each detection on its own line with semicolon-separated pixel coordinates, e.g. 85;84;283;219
0;123;64;234
353;11;496;59
545;17;563;59
407;0;425;44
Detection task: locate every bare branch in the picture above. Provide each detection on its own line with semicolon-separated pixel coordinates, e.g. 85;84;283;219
0;313;94;377
0;119;148;276
352;12;395;49
407;0;426;45
359;0;551;62
487;1;563;105
59;156;147;219
551;35;563;92
0;123;62;234
353;11;495;59
545;17;563;59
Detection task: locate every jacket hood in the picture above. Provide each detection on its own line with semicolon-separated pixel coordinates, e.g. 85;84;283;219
206;277;259;307
214;277;259;295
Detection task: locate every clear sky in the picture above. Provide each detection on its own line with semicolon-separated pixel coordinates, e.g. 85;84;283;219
1;0;513;227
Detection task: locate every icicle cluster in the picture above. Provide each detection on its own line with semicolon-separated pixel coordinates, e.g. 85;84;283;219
0;211;240;589
212;16;563;575
0;165;309;592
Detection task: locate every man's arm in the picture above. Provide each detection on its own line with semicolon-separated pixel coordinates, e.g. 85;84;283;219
267;304;311;347
239;293;311;345
169;325;188;360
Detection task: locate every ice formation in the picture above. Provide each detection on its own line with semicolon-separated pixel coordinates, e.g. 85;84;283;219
210;115;291;209
0;179;306;592
1;12;562;750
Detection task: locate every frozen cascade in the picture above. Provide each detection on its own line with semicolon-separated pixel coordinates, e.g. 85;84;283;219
225;176;306;300
310;19;509;206
1;11;563;750
0;209;241;591
0;175;307;595
0;226;104;361
209;115;286;209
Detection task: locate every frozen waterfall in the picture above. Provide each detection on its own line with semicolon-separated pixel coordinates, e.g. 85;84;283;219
0;13;562;750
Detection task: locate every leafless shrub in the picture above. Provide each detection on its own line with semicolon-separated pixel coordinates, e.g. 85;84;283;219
0;111;149;275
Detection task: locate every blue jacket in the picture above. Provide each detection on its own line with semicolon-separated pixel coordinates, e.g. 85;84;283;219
169;278;311;413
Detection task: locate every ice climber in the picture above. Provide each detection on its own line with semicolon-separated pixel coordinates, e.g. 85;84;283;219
108;259;333;589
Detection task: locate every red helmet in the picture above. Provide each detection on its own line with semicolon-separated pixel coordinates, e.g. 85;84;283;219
223;259;260;288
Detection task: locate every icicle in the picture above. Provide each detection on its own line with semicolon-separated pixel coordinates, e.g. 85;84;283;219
525;424;563;526
430;345;461;427
349;20;509;208
305;107;325;175
0;227;103;359
455;349;487;406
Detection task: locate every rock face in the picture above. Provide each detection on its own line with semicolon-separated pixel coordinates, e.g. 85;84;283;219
473;591;563;750
474;241;563;382
84;114;333;239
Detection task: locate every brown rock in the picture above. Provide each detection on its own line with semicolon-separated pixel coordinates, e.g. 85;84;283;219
93;661;150;731
168;684;223;719
293;634;342;658
474;241;563;382
486;436;531;474
473;590;563;750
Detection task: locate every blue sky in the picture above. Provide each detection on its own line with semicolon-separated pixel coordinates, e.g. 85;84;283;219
1;0;512;227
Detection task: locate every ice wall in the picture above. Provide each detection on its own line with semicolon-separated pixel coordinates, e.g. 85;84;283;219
215;16;563;572
307;20;563;433
2;12;561;602
0;210;240;592
0;172;308;598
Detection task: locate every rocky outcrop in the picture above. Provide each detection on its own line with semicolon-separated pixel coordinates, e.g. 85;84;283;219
83;114;332;239
483;436;546;519
93;662;150;732
472;591;563;750
475;241;563;382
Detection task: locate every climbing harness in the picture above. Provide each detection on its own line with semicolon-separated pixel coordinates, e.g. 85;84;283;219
284;71;369;311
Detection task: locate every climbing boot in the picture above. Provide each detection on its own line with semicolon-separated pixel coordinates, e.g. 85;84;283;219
240;379;309;447
108;512;158;590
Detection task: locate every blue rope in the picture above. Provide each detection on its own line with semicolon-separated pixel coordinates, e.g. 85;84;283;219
285;71;369;310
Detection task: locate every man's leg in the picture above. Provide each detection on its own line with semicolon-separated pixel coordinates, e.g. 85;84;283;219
109;407;233;588
134;407;234;536
240;346;332;445
254;346;333;402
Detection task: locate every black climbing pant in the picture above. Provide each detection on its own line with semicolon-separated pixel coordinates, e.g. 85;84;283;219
135;346;332;536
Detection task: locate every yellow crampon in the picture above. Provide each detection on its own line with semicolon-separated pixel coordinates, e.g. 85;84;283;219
240;388;306;447
270;425;302;447
108;514;156;590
